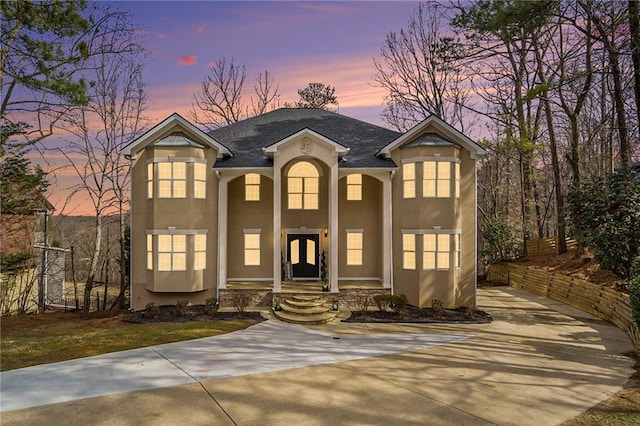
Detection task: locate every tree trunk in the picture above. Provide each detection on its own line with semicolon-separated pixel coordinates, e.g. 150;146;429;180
629;0;640;127
71;245;79;310
83;214;102;314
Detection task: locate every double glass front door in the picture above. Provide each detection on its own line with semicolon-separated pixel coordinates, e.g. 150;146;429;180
286;234;320;278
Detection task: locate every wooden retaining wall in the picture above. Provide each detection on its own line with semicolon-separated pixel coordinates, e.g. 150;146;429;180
526;237;577;256
488;263;640;348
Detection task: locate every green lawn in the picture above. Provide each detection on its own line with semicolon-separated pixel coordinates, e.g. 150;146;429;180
0;311;259;371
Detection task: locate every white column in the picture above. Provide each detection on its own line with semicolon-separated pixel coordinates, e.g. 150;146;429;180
329;162;339;292
217;175;229;290
273;159;282;292
382;174;392;288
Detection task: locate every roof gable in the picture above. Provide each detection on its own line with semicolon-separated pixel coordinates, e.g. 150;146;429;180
263;128;349;158
121;113;232;158
377;115;485;159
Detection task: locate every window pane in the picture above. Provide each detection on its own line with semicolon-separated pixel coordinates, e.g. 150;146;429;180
148;180;154;198
245;233;260;249
423;161;436;179
423;234;436;251
423;180;436;197
290;239;299;264
403;234;415;251
194;234;206;251
347;249;362;265
289;161;319;177
173;162;186;179
173;253;186;271
173;181;186;198
194;252;206;270
438;180;450;197
403;252;416;270
347;232;363;249
194;163;207;180
147;252;153;270
195;180;206;199
158;235;172;251
158;253;171;271
288;177;303;193
306;239;316;265
347;174;362;184
304;193;318;209
245;249;259;266
173;235;186;252
403;163;415;180
437;253;450;269
404;181;415;198
304;177;318;194
158;163;171;179
437;234;450;251
423;252;436;270
245;173;260;184
245;185;260;201
158;181;172;198
438;162;450;179
288;194;302;209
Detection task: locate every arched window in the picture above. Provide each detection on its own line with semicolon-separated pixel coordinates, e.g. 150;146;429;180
288;161;319;209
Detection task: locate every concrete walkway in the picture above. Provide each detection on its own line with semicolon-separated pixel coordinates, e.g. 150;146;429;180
1;287;635;425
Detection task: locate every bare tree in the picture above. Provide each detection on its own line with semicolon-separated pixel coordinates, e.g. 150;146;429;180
189;58;280;130
60;14;146;314
373;2;472;131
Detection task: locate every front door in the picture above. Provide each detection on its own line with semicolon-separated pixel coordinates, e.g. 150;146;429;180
287;234;320;278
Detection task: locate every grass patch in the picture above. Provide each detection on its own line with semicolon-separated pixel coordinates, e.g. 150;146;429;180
0;311;258;372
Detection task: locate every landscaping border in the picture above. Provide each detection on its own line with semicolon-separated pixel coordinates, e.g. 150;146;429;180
488;263;640;348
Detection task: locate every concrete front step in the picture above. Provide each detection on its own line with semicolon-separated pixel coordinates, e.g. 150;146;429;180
273;295;337;324
272;309;338;325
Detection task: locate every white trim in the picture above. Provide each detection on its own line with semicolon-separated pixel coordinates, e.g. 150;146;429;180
337;277;382;281
285;228;322;234
377;115;485;158
401;229;461;234
147;157;207;164
227;278;273;282
243;228;262;234
263;128;349;157
122;113;231;158
146;229;208;235
401;156;460;164
345;228;364;233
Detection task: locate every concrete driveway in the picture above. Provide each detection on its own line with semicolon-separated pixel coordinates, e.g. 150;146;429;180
1;287;635;425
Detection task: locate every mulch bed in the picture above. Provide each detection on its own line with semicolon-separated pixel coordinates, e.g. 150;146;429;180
343;306;492;324
123;305;265;324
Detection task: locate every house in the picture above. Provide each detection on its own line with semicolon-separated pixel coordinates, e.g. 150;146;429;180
123;108;485;311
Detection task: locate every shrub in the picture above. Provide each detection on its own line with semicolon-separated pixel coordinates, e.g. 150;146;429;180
432;299;444;319
144;302;159;319
205;297;219;316
176;299;189;317
480;218;521;267
353;294;372;318
567;168;640;279
631;259;640;330
231;292;250;314
373;294;392;312
390;294;408;314
464;304;477;320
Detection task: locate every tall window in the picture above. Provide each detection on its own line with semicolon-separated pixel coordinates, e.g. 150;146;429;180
147;163;154;198
194;234;206;270
454;233;461;268
346;174;362;201
245;173;260;201
244;230;260;266
158;234;186;271
402;233;416;270
146;235;153;270
403;163;415;199
423;234;450;270
194;163;207;199
423;161;451;198
288;161;319;209
454;162;460;198
346;230;363;265
158;162;186;198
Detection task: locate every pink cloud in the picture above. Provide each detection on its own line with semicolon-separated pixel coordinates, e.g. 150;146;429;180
207;60;217;68
195;24;206;35
178;55;198;66
155;33;171;40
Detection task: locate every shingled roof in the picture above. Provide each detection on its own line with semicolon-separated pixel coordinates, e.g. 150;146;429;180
209;108;400;168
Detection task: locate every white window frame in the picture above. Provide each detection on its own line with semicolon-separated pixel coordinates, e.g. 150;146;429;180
158;234;186;271
403;163;416;199
147;163;154;199
346;174;362;201
245;173;261;201
146;234;153;270
194;162;207;199
158;162;186;198
402;233;416;270
194;234;206;270
423;161;451;198
346;229;363;266
423;234;450;270
287;161;319;210
244;229;261;266
454;162;460;198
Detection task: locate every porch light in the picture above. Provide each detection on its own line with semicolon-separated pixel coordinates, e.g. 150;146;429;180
323;227;328;238
332;299;339;311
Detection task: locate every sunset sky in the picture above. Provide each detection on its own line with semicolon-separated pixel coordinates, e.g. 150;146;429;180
47;1;422;214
